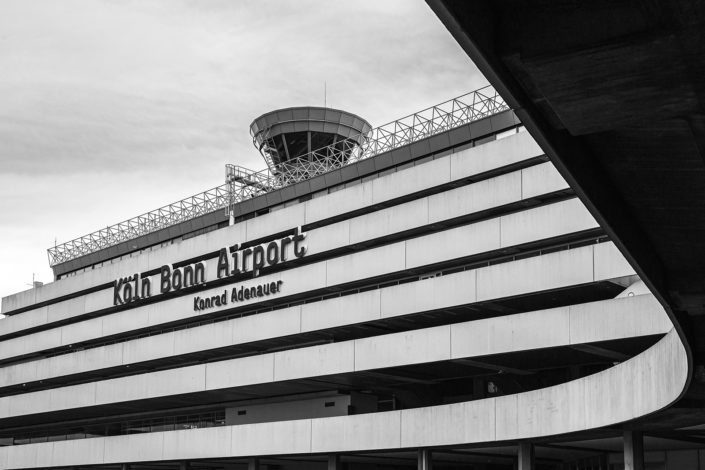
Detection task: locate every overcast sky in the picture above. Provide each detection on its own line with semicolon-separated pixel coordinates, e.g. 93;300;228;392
0;0;485;303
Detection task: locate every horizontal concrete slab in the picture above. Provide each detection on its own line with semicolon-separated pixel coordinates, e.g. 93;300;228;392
0;291;667;420
0;193;591;364
1;131;545;315
0;329;686;469
0;160;565;340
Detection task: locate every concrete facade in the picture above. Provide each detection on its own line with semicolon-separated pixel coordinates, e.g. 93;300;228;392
0;123;683;470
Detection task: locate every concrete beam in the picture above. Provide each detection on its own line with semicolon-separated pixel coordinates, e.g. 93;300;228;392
455;358;534;376
570;344;629;362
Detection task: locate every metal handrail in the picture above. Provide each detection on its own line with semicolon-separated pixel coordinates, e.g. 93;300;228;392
47;86;509;267
47;184;231;266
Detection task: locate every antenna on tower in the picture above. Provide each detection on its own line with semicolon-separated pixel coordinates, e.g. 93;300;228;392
324;81;327;108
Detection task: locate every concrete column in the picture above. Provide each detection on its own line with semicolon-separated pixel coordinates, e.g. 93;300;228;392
248;457;260;470
179;461;190;470
517;441;534;470
120;464;129;470
418;449;432;470
624;430;644;470
328;454;341;470
328;454;343;470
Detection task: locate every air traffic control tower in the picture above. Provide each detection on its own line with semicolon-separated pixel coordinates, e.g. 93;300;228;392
250;106;372;178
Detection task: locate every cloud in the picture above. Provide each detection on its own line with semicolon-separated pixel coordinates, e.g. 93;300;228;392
0;0;485;301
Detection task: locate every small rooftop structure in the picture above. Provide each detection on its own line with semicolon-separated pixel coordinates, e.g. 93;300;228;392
47;86;508;268
250;107;372;176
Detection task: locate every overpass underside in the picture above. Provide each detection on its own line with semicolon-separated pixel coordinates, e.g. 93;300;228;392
427;0;705;432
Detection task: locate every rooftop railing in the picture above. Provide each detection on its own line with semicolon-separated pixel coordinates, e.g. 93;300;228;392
47;185;232;266
47;86;509;267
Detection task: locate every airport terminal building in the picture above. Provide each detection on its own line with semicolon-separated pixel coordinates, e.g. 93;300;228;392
0;88;692;470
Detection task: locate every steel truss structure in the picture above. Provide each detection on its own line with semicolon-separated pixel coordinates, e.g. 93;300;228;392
46;185;232;266
47;86;508;267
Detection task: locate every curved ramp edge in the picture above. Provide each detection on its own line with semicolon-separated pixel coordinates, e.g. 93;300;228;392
0;328;688;468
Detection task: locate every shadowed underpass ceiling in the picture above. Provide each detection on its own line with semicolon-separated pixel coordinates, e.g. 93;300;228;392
426;0;705;388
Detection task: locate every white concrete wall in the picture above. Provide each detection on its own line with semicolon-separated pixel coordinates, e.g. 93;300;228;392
0;128;689;470
0;238;629;383
1;160;566;339
0;196;595;363
0;161;566;338
1;131;545;315
0;292;668;419
0;328;687;470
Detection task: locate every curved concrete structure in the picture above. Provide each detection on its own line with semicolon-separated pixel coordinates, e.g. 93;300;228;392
0;330;687;468
1;120;686;469
0;293;671;420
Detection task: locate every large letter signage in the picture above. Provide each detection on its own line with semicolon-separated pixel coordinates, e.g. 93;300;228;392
112;227;306;306
216;227;306;278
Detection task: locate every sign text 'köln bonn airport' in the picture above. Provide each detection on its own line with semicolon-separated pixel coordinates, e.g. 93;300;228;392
112;227;307;310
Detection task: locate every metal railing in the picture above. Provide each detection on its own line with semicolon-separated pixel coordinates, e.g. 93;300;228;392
47;86;509;267
47;185;231;266
225;86;508;212
228;85;508;193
